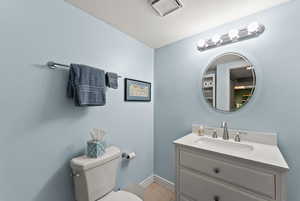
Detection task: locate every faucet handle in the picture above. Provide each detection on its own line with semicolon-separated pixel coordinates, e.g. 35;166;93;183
221;121;227;128
212;130;218;138
234;131;241;142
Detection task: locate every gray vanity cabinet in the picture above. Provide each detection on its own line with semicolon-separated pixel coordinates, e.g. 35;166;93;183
175;145;288;201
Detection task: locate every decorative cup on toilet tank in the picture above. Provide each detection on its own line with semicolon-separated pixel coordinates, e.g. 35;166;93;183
86;128;107;158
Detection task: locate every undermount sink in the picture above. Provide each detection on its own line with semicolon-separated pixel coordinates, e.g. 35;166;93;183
195;136;254;153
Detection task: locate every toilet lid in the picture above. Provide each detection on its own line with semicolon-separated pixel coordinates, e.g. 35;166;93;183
99;191;142;201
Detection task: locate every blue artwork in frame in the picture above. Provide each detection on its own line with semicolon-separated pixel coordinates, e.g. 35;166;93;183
124;78;151;102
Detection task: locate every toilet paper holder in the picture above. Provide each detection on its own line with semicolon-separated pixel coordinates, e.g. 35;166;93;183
122;152;136;160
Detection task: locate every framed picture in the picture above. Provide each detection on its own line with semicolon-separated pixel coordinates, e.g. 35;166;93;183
124;78;151;102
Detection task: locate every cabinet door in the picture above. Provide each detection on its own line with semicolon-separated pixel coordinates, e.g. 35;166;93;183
180;169;267;201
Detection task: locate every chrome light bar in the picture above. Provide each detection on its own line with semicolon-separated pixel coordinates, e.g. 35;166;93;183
197;22;265;51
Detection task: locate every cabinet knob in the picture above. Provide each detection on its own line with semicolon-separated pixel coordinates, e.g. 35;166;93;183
214;196;220;201
213;168;220;174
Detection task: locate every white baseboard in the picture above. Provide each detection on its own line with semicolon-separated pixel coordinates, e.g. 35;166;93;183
153;175;175;192
139;174;154;188
139;174;175;192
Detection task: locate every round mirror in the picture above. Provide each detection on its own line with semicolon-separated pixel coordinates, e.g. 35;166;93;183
202;53;256;112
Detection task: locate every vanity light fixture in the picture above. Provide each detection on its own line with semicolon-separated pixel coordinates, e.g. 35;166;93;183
197;22;265;51
197;39;207;49
247;22;260;33
212;34;222;44
228;29;239;40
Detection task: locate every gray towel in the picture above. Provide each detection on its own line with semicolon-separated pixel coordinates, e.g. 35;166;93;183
105;72;118;89
67;64;106;106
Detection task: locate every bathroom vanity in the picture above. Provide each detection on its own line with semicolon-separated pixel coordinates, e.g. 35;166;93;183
174;130;289;201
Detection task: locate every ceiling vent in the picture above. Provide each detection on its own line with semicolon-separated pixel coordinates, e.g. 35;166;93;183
151;0;183;17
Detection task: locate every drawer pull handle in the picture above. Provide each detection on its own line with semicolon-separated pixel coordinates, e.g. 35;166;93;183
213;168;220;174
213;196;220;201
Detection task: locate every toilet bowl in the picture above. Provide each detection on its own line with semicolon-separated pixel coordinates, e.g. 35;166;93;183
100;191;142;201
70;146;142;201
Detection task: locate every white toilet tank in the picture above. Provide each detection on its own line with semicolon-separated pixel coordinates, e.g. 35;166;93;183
71;146;121;201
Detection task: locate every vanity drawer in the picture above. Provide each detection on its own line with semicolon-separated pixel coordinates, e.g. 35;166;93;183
180;151;275;199
180;169;267;201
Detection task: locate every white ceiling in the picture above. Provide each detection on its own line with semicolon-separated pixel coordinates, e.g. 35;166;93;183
66;0;289;48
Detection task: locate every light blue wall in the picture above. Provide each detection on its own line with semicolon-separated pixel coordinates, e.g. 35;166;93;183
0;1;153;201
154;1;300;200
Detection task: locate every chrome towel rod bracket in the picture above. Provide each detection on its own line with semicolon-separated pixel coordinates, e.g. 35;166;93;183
46;61;122;78
47;61;70;69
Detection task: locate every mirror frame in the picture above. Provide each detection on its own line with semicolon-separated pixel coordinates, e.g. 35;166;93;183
201;52;256;113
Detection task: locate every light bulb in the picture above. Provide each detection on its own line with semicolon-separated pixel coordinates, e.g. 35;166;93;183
247;22;259;33
197;39;206;49
228;29;239;40
212;34;221;44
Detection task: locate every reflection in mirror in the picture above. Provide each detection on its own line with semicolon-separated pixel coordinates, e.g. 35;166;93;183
202;53;256;112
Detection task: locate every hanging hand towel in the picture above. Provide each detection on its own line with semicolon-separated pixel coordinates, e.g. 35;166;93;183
105;72;119;89
67;64;106;106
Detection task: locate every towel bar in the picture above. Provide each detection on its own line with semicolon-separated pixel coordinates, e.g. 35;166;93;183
46;61;122;78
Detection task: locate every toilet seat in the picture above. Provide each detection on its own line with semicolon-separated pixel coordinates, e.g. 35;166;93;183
99;191;142;201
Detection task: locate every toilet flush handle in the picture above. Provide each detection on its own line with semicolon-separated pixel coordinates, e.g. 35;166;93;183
71;172;80;177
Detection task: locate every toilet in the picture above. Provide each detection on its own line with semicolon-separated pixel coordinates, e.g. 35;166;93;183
70;146;142;201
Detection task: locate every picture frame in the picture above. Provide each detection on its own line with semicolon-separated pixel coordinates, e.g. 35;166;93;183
124;78;151;102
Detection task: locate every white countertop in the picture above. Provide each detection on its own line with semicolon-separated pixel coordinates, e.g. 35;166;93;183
174;133;289;170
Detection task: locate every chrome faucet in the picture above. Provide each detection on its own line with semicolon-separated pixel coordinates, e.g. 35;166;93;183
221;121;229;140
